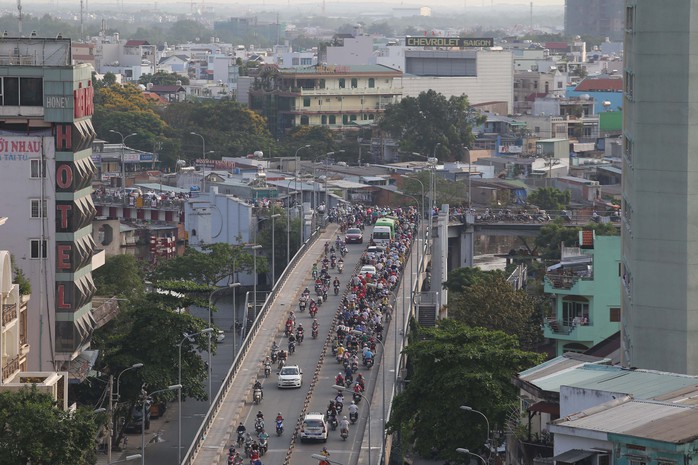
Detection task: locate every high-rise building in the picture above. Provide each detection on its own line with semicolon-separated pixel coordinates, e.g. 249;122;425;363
621;2;698;374
0;37;103;375
565;0;624;41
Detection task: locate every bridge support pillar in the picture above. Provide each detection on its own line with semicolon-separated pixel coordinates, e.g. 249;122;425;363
461;224;475;267
431;205;450;314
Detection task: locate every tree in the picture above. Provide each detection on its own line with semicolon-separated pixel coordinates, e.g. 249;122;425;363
378;90;485;161
387;320;543;462
527;187;571;211
152;243;264;286
139;70;190;86
535;220;619;260
93;254;145;298
446;270;543;351
401;170;467;208
0;386;99;465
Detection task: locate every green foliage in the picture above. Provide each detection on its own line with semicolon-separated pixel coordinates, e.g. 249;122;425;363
527;187;571;211
152;243;263;286
139;70;190;86
378;90;484;161
387;320;543;461
446;269;543;351
93;254;145;298
401;170;466;208
12;266;31;295
0;386;99;465
535;220;619;260
287;126;336;158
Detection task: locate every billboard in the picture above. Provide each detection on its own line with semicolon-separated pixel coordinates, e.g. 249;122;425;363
405;37;494;48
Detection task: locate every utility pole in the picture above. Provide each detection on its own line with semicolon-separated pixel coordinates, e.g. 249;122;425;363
107;375;114;463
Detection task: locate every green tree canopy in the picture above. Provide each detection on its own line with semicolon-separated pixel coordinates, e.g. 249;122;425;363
378;90;484;161
446;269;543;351
93;254;145;298
139;70;190;86
535;220;619;259
0;386;99;465
527;187;571;211
387;320;543;461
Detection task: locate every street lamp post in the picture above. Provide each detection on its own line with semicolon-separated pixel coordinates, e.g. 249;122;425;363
270;213;281;282
460;406;491;460
109;130;137;190
351;330;386;461
229;282;242;355
178;328;214;465
190;132;207;193
141;385;181;465
333;385;371;465
430;143;441;212
464;146;472;208
111;363;144;463
244;244;263;322
286;179;294;265
456;448;487;465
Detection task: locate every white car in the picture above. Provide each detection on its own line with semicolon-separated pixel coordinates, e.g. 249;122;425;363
359;265;377;277
299;412;328;443
277;365;303;388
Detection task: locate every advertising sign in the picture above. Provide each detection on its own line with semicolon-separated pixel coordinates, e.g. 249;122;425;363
405;37;494;47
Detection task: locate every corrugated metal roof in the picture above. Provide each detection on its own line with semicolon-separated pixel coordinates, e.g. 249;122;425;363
518;354;608;383
554;400;698;444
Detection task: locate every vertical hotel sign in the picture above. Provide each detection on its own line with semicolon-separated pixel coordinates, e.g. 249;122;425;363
54;77;95;315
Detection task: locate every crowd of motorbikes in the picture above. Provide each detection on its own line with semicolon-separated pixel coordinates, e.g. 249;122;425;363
229;204;416;465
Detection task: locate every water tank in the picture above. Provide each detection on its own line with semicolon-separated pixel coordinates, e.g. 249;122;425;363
254;150;264;158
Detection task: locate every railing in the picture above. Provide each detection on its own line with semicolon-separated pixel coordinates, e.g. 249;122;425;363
544;317;592;335
2;355;19;381
2;303;17;325
544;272;592;290
91;194;184;211
91;297;121;329
181;226;322;465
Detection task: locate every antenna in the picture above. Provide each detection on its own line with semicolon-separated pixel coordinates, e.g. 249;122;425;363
17;0;22;36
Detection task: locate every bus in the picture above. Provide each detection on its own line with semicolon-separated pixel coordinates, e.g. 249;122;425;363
374;218;396;238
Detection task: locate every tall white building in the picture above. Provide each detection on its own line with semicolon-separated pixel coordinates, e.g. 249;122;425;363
621;1;698;374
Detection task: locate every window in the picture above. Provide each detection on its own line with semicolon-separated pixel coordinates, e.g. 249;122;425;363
626;6;635;32
30;159;46;178
30;199;47;218
303;97;311;107
610;307;621;322
301;58;312;66
292;57;300;66
562;297;589;326
321;115;327;125
30;239;47;259
342;114;349;124
338;78;345;89
329;115;336;125
624;135;633;164
557;81;563;89
625;71;634;99
350;115;357;121
3;77;18;106
351;78;358;88
368;78;375;88
0;77;43;107
300;115;309;125
319;79;325;89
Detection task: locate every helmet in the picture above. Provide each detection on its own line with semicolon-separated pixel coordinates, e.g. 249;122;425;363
314;318;318;322
351;401;355;405
258;411;262;415
298;323;303;327
339;372;343;376
278;412;282;416
343;416;348;420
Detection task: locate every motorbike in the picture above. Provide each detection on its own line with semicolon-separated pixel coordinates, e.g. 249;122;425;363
264;363;271;378
353;392;362;403
299;299;307;312
255;419;264;434
288;340;296;355
270;349;278;363
329;415;338;431
312;327;319;339
334;285;340;295
340;428;349;441
338;263;343;273
237;432;245;446
278;359;286;371
351;361;359;373
309;305;318;318
284;321;294;337
296;331;304;344
276;420;284;436
253;388;263;405
364;357;374;369
350;411;358;424
335;400;344;414
331;258;336;269
323;290;328;301
258;436;268;456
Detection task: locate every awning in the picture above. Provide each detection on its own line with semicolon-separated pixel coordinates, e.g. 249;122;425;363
553;450;596;464
528;401;559;415
63;349;100;383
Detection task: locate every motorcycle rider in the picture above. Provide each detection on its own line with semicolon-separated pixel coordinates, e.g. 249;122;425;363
335;392;345;413
253;380;264;400
348;400;359;422
340;415;350;434
296;324;304;343
336;372;345;386
312;319;319;332
236;422;246;444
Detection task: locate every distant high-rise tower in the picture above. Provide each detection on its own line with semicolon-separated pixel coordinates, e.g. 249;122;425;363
622;1;698;374
565;0;624;41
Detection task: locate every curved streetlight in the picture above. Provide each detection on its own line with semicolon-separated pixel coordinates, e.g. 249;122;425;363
178;328;214;465
351;329;386;459
333;384;371;465
244;244;263;325
141;385;182;465
109;362;143;463
108;454;142;464
190;132;207;193
109;130;137;191
460;406;491;459
456;448;487;465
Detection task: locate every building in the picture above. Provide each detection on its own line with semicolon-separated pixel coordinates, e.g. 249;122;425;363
376;45;514;112
543;231;621;356
0;38;104;375
565;0;624;42
621;2;698;374
248;64;402;137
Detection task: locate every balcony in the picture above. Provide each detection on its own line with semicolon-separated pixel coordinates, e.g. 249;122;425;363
2;355;19;382
543;316;595;341
2;303;17;325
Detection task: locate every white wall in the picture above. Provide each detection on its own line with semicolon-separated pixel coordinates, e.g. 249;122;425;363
559;386;630;417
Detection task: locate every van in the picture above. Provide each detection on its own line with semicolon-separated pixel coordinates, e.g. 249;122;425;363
371;226;392;246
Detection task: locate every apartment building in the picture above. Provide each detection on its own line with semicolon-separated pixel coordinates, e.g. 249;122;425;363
248;64;402;137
